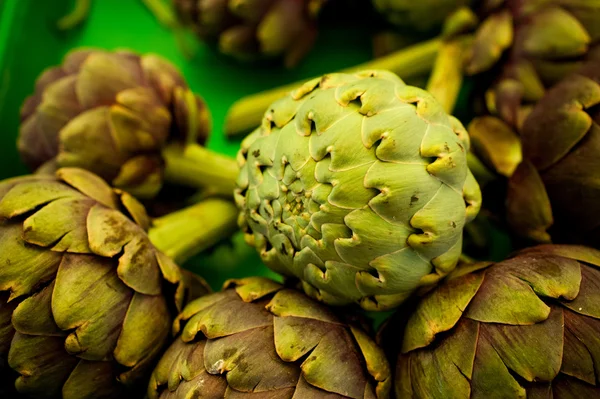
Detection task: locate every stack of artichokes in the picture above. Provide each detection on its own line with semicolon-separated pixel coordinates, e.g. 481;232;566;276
1;0;599;398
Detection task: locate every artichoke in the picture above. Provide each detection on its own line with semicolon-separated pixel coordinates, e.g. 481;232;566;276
507;59;600;246
0;167;209;398
173;0;327;68
373;0;473;33
17;48;239;201
467;0;600;127
392;244;600;398
147;277;391;398
469;58;600;246
234;70;482;311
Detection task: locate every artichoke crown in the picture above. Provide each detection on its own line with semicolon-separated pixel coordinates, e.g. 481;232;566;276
19;49;210;199
0;168;208;398
173;0;326;67
235;70;482;310
395;245;600;398
148;277;391;398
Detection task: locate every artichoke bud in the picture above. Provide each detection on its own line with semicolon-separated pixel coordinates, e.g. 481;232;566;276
506;59;600;246
466;4;600;246
18;48;210;200
148;277;392;398
0;167;209;399
174;0;325;66
468;0;599;84
235;70;482;311
391;245;600;399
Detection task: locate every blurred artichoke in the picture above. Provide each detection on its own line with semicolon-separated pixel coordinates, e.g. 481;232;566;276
0;168;209;398
17;48;236;201
234;70;482;311
373;0;473;33
469;58;600;246
173;0;327;68
392;244;600;398
467;0;600;127
148;277;391;398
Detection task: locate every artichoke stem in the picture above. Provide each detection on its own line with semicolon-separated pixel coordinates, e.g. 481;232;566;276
149;198;239;264
225;38;442;137
56;0;91;30
426;36;473;114
162;144;239;197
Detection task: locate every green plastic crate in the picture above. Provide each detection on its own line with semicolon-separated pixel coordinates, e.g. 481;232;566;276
0;0;378;289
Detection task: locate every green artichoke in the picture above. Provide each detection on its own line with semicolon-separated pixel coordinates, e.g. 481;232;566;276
147;277;391;398
173;0;327;67
18;48;217;200
373;0;473;32
234;70;482;311
392;244;600;398
0;167;209;398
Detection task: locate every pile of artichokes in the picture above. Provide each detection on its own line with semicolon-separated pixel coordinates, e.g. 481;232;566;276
0;0;599;398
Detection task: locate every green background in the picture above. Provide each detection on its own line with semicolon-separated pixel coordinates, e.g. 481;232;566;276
0;0;376;290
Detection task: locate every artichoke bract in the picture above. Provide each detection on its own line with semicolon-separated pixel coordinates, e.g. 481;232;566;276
373;0;473;32
19;48;211;200
393;245;600;398
147;277;391;398
173;0;326;68
0;168;209;398
234;70;482;311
